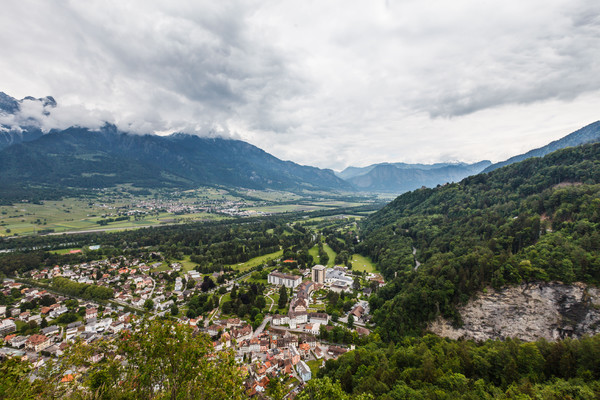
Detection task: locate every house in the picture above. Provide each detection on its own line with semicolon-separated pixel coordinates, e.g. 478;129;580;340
156;300;174;312
85;308;98;321
231;325;253;342
207;324;224;337
0;305;6;317
271;314;290;326
66;321;83;340
249;338;260;353
296;360;312;382
328;345;348;357
305;323;320;335
96;318;113;332
18;311;31;321
350;305;365;319
313;346;324;359
356;326;370;336
290;298;307;313
298;343;311;356
40;325;61;338
308;312;329;325
109;321;124;333
50;306;68;319
289;345;301;365
9;335;28;348
26;334;51;352
225;318;241;329
0;319;17;336
267;271;302;288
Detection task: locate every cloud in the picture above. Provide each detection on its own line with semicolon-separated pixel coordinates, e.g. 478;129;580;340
0;0;599;169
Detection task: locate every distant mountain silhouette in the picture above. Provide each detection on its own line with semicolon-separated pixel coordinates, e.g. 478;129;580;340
338;161;491;193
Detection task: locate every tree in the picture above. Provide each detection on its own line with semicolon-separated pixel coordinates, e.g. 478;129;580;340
256;295;267;310
40;317;48;329
144;299;154;311
24;318;246;400
170;304;179;316
332;311;340;322
347;314;354;329
278;285;288;309
201;276;216;292
296;376;373;400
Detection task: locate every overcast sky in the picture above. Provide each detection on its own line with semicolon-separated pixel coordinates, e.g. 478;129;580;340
1;1;600;170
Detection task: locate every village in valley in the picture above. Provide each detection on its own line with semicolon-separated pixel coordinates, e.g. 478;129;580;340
0;246;385;397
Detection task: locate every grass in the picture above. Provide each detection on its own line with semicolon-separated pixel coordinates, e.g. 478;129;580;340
322;243;337;267
306;359;322;377
172;255;198;272
228;249;283;272
308;243;337;267
308;245;320;263
48;248;82;255
350;254;376;273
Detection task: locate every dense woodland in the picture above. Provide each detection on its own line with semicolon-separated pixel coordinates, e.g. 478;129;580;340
314;334;600;399
359;143;600;339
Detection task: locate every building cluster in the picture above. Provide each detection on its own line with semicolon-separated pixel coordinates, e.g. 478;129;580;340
200;314;350;396
0;280;133;366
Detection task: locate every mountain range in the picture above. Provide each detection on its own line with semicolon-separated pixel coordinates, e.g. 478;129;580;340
0;126;352;193
336;161;491;193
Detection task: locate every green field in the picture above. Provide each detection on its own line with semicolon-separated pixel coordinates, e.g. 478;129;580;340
309;243;337;267
323;243;337;267
350;254;376;273
228;249;283;272
308;245;320;263
0;197;226;237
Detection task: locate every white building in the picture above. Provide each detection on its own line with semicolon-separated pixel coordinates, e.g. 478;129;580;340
268;271;302;288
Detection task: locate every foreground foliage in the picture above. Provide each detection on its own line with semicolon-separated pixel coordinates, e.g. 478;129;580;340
0;318;244;400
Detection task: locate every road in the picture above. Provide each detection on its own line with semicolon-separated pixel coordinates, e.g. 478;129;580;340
412;246;421;271
252;316;272;338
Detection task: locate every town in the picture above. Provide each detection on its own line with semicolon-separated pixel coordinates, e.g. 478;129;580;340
0;250;384;397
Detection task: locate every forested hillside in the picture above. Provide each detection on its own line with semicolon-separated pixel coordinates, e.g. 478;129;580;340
359;143;600;340
315;334;600;399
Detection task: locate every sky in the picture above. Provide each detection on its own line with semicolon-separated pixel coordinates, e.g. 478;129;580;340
1;0;600;171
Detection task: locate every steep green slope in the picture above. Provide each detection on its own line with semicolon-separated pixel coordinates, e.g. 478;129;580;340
483;120;600;173
359;143;600;340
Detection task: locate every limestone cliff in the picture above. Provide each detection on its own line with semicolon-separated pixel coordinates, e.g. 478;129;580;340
429;282;600;341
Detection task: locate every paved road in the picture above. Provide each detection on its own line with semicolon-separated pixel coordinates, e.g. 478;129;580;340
252;316;272;338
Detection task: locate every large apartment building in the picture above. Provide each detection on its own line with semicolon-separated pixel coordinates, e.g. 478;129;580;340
267;271;302;288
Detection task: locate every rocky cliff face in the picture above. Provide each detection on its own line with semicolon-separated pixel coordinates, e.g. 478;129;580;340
429;282;600;341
